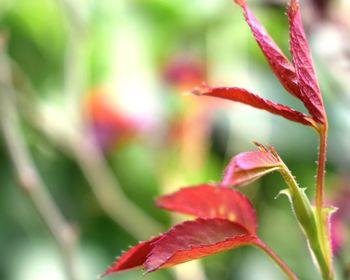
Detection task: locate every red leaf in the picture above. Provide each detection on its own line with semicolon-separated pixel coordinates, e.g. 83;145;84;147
144;218;257;272
101;218;257;276
222;143;281;186
287;0;326;124
99;235;162;277
156;184;256;234
234;0;301;99
192;84;314;126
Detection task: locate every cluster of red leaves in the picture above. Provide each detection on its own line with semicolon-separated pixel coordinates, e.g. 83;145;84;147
193;0;326;127
100;145;285;277
101;0;327;277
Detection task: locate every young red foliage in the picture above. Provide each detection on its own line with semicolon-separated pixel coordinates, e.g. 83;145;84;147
197;0;326;127
101;218;257;277
101;0;329;278
287;0;326;124
144;218;257;272
235;0;301;98
156;184;256;234
99;236;162;276
100;185;262;277
193;84;314;126
222;144;281;187
100;152;298;278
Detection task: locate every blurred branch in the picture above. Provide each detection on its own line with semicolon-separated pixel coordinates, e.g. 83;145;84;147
0;37;79;280
10;57;163;241
56;0;88;125
53;0;164;239
70;135;163;239
35;109;163;238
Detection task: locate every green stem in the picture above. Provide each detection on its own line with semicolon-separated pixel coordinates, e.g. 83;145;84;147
255;239;298;280
279;160;332;280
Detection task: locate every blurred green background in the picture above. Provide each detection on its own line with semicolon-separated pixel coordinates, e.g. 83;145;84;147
0;0;350;279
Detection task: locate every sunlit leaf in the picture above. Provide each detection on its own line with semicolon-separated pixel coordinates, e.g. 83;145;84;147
100;218;257;276
99;236;162;277
156;184;256;234
144;218;257;272
287;0;326;124
234;0;301;98
192;84;314;126
222;143;282;186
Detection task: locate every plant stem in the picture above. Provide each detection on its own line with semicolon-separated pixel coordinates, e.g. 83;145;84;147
315;122;333;280
56;0;87;125
15;98;163;240
13;83;163;240
279;140;333;280
315;123;328;217
0;48;79;280
70;136;163;240
255;240;298;280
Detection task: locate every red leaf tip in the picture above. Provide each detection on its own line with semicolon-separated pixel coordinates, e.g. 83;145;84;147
191;83;210;96
253;141;280;160
221;143;282;187
252;141;268;152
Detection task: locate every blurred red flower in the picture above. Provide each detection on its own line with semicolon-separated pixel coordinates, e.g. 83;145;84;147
83;88;140;149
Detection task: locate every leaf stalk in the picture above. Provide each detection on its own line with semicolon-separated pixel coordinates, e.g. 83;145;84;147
255;240;298;280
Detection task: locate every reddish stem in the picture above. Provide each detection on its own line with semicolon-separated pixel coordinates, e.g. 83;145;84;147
315;123;328;215
315;122;334;280
255;239;298;280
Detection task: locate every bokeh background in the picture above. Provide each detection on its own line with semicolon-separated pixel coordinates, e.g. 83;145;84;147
0;0;350;279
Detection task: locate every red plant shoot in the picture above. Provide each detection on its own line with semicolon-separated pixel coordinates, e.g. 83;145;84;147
102;0;334;279
101;185;297;279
